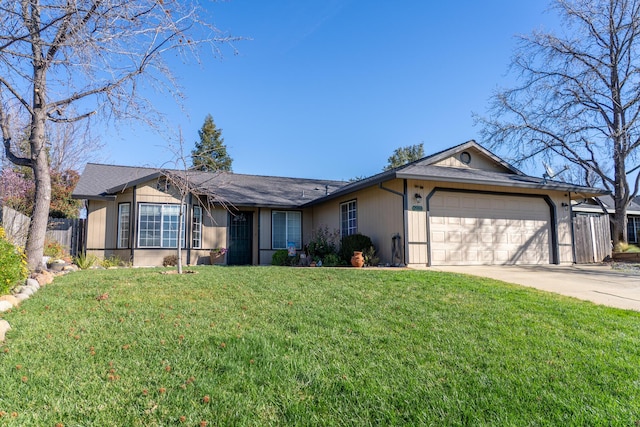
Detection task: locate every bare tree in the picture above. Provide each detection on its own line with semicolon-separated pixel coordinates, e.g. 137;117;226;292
0;1;238;269
161;129;233;274
477;0;640;247
47;120;104;173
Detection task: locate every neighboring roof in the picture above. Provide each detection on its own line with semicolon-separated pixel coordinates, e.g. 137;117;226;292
303;140;607;206
573;194;640;215
72;163;347;208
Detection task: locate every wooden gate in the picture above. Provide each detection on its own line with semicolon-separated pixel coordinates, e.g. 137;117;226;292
573;214;611;263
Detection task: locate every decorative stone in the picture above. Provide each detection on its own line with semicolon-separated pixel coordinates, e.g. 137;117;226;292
20;287;35;296
32;270;54;286
0;301;13;312
0;320;10;342
14;293;29;302
26;278;40;290
0;295;20;308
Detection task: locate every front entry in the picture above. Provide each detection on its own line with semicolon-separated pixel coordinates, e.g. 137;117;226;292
227;212;253;265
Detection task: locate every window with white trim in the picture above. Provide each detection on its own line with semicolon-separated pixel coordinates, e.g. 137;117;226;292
138;203;185;248
117;203;130;249
272;211;301;249
340;200;357;237
192;206;202;249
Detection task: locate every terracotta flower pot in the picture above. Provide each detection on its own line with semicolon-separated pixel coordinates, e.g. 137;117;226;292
351;251;364;268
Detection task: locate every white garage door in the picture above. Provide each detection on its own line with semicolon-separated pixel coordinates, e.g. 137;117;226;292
429;192;551;265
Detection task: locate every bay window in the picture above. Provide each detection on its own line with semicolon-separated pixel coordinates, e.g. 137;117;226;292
138;203;185;248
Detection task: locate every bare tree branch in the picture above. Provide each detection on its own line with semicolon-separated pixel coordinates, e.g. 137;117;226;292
477;0;640;246
0;0;241;269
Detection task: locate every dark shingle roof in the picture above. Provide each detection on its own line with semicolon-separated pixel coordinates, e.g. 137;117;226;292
72;163;347;208
573;194;640;215
74;140;607;208
302;140;606;206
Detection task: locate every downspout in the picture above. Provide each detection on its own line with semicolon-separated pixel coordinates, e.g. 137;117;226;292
186;193;192;266
131;186;137;265
378;180;407;266
257;207;261;265
569;192;577;264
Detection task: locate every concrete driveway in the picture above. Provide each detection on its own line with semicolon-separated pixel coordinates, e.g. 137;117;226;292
428;264;640;312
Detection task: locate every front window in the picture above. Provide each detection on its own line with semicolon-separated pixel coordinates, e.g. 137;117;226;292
192;206;202;249
628;217;640;244
272;211;301;249
138;203;185;248
117;203;130;249
340;200;357;237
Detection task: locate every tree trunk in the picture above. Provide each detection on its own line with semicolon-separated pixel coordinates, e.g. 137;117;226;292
25;112;51;270
612;202;627;250
612;139;629;248
177;198;184;274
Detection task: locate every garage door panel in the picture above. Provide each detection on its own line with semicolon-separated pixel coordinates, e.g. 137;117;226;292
430;192;551;265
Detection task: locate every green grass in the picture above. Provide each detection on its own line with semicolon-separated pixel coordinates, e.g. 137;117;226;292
1;266;639;426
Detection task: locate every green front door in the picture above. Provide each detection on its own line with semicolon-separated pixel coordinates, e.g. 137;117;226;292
227;212;253;265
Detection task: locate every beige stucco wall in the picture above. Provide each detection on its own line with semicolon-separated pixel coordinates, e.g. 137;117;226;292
86;179;231;266
258;207;313;265
311;179;405;265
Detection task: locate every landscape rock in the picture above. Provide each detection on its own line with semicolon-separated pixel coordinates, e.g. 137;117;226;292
13;293;29;303
0;320;10;342
0;295;20;308
32;270;54;286
20;286;35;296
26;278;40;290
0;301;13;312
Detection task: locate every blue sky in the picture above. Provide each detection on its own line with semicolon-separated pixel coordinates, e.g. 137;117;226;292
103;1;559;181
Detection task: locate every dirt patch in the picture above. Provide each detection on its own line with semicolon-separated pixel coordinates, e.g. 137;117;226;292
160;270;198;275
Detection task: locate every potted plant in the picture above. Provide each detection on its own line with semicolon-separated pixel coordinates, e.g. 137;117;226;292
210;248;227;264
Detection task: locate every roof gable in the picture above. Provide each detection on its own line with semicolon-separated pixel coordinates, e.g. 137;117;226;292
408;140;523;175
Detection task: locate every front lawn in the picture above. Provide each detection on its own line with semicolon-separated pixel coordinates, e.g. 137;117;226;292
1;267;639;426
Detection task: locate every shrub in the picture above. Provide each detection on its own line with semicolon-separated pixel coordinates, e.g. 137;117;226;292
271;250;290;266
615;242;640;253
73;253;97;270
101;255;128;268
362;246;380;267
339;233;374;264
44;239;65;259
163;255;178;267
0;227;28;294
308;226;340;260
322;253;342;267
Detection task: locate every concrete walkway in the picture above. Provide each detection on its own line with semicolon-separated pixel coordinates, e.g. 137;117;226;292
426;264;640;312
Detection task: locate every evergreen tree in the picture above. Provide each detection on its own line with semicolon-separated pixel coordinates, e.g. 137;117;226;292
191;114;232;172
384;143;424;170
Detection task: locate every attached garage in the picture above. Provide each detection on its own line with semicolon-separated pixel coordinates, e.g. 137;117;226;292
428;191;554;265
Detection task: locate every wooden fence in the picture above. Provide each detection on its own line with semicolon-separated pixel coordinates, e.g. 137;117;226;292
47;218;86;257
1;207;85;257
573;214;611;264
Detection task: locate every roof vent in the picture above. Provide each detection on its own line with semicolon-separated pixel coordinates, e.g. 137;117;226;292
460;151;471;165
